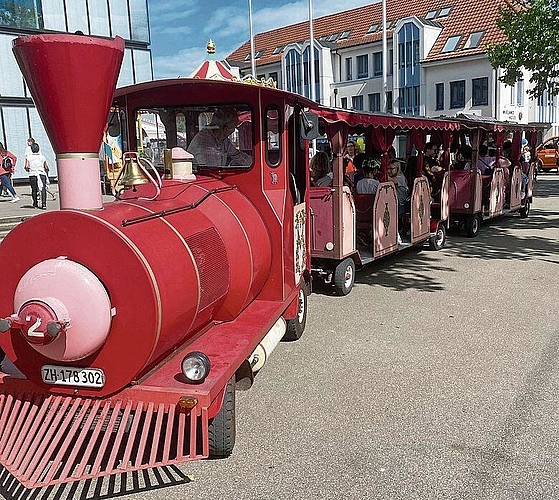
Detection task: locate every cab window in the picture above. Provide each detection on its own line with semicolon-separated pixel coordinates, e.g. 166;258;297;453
135;104;253;171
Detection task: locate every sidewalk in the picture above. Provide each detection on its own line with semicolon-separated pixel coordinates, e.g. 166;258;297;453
0;183;114;222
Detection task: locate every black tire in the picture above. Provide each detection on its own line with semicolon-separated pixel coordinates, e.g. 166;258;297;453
465;214;480;238
333;258;355;296
520;201;530;218
429;223;446;250
283;283;308;341
209;375;236;458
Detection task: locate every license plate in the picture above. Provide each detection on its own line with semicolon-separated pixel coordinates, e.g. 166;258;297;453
41;365;105;388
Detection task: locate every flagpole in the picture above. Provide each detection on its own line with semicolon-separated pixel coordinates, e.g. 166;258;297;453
382;0;387;113
249;0;256;77
309;0;315;102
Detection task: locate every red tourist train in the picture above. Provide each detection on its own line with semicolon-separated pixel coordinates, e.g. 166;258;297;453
0;33;546;489
0;33;312;487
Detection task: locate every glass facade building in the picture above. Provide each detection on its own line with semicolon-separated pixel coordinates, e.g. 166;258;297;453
0;0;153;179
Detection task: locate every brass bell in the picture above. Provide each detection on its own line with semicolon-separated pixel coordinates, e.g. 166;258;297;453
121;156;149;189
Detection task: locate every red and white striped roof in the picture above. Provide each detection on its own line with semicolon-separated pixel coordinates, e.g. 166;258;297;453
189;39;239;81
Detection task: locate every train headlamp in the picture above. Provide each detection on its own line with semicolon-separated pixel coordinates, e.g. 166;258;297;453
181;351;211;383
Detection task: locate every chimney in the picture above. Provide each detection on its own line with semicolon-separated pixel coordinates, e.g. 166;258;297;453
13;34;125;210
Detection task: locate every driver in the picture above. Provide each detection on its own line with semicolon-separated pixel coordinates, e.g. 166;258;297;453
187;106;251;168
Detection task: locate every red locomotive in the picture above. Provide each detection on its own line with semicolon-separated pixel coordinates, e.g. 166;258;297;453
0;34;311;487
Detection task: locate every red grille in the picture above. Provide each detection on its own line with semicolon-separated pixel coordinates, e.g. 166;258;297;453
0;393;208;488
186;227;230;310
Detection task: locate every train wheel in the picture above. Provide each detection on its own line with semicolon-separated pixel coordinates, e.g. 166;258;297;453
333;258;355;296
465;214;480;238
429;223;446;250
209;375;236;458
284;282;308;341
520;201;531;218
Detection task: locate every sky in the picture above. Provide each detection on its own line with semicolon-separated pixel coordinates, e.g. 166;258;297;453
148;0;378;79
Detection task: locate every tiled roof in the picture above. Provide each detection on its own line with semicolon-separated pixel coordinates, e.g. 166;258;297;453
227;0;510;69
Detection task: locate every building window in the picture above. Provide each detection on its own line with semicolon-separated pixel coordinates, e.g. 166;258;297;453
255;50;265;59
436;83;444;110
450;80;465;108
438;7;452;17
341;97;348;109
357;55;368;78
367;24;379;34
369;93;381;112
286;49;302;94
464;31;484;49
387;91;393;113
373;52;382;76
339;30;351;40
345;57;352;81
517;79;524;106
441;35;461;53
269;72;279;86
352;95;363;110
472;77;488;106
0;0;44;29
272;46;283;54
510;85;515;106
425;10;437;20
328;33;339;42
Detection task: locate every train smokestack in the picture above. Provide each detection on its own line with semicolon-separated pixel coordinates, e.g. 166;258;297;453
12;34;125;210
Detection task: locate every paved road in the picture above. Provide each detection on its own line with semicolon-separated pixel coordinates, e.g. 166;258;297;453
1;176;558;500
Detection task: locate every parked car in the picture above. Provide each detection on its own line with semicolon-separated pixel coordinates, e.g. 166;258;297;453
536;136;559;173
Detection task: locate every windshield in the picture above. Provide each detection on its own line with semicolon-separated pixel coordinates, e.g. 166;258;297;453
135;104;253;171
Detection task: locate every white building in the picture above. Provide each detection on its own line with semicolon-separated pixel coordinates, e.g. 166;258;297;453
0;0;153;180
227;0;556;132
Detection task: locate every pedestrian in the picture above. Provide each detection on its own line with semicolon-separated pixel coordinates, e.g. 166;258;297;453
24;142;49;209
0;142;20;203
25;137;35;160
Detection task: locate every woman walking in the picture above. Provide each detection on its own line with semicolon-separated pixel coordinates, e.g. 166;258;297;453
0;142;20;203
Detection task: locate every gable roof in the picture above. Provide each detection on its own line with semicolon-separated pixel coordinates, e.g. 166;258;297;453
227;0;510;69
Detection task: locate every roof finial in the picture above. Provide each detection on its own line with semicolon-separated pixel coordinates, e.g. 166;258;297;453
206;39;216;54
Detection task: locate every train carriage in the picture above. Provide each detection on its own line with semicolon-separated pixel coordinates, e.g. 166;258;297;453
449;113;545;236
307;107;458;295
0;33;313;488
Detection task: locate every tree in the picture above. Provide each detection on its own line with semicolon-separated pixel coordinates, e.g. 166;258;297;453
486;0;559;99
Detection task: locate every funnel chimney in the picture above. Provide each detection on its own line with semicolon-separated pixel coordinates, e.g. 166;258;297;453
13;34;125;210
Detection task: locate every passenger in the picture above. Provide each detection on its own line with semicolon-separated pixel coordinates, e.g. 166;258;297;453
310;151;333;187
352;152;367;185
355;158;380;194
455;145;472;170
187;106;251;168
477;144;494;174
423;142;442;189
387;160;409;216
343;140;361;177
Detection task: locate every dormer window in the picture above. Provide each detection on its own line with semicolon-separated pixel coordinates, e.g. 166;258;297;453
441;35;461;53
463;31;484;49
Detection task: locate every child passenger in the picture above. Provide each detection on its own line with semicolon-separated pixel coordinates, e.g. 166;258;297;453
355;158;380;194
